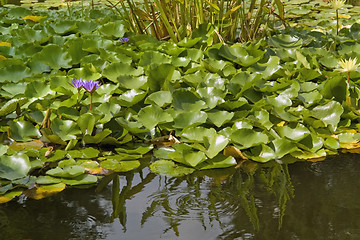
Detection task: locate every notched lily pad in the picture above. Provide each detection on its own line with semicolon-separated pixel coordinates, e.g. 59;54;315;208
150;160;195;177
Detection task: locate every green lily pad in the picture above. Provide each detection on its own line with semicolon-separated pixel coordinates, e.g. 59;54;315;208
98;20;125;38
199;154;237;170
100;159;140;172
173;111;207;129
0;153;31;180
102;62;144;82
51;118;81;141
8;120;41;141
144;91;172;107
46;165;85;178
204;133;229;158
33;44;72;69
276;123;310;142
150;160;195;177
207;110;234;128
139;50;172;66
77;113;96;135
0;64;32;83
167;143;207;167
137;105;173;130
311;100;343;127
230;129;269;149
61;174;98;186
25;80;54;98
67;148;100;159
0;98;28;116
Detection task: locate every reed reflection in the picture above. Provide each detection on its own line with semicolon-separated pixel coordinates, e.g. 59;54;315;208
105;160;294;239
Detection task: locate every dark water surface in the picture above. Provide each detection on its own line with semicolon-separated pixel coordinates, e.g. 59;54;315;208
1;154;360;240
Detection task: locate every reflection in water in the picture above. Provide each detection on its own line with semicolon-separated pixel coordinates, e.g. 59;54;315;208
2;155;360;239
102;159;294;239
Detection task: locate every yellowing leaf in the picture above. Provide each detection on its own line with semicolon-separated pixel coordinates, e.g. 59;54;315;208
340;142;360;150
9;139;44;151
0;42;11;47
338;14;351;19
223;145;248;160
0;190;23;204
23;15;44;22
0;55;6;60
24;183;66;200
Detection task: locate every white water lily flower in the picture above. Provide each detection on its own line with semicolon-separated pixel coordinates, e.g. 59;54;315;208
331;0;346;10
337;57;359;73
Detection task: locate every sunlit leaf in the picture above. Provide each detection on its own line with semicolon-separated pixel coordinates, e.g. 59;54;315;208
100;159;140;172
204;133;229;158
61;174;98;186
8;120;41;141
51;119;81;141
230;129;269;149
144;91;172;107
0;153;31;180
311;100;343;127
173;111;207;129
150;160;194;177
0;98;28;116
0;190;23;204
137;105;173;130
24;183;66;200
33;44;72;69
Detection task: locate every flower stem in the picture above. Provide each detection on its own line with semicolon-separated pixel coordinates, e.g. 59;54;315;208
90;93;93;110
76;90;80;110
336;9;339;35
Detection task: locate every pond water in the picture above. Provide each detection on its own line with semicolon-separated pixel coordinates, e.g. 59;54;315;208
1;154;360;240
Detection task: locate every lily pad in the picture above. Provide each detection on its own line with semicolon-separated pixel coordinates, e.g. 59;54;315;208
150;160;195;177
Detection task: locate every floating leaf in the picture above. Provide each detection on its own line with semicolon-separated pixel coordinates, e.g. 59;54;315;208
0;64;32;83
46;166;85;178
137;105;173;130
150;160;194;177
33;44;72;69
0;98;28;116
9;140;43;151
0;190;23;204
102;62;143;82
61;174;98;186
276;123;310;142
204;134;229;158
98;21;125;38
173;111;207;129
8;120;41;141
24;183;66;200
167;143;207;167
77;113;96;135
230;129;269;149
219;44;265;67
311;100;343;127
67;148;100;159
51;119;81;141
0;153;31;180
144;91;172;107
100;159;140;172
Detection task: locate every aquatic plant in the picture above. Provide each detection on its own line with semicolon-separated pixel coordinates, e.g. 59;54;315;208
120;37;129;43
331;0;346;35
69;79;102;110
337;57;359;84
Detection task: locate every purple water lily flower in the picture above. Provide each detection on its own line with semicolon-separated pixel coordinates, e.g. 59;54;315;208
120;37;129;43
82;80;102;93
69;78;83;89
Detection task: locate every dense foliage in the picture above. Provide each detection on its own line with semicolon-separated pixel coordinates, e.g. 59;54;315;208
1;0;360;202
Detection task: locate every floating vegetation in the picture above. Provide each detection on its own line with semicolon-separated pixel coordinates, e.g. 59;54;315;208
1;0;360;202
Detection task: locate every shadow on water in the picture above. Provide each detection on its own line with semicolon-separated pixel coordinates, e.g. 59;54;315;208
1;154;360;239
